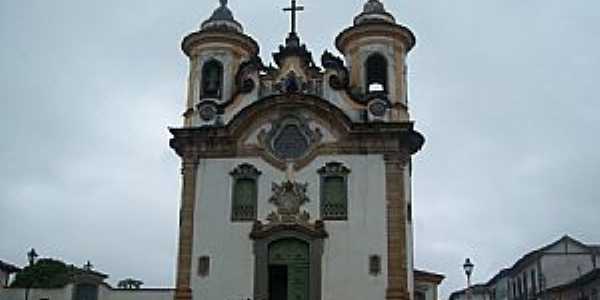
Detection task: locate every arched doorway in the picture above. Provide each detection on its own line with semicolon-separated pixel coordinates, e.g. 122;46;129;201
251;223;327;300
268;239;310;300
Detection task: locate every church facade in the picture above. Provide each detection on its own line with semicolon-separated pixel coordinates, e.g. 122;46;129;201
169;1;442;300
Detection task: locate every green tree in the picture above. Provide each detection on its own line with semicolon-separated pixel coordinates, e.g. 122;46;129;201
10;259;72;288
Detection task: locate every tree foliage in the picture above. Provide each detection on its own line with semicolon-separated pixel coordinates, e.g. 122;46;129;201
10;259;72;288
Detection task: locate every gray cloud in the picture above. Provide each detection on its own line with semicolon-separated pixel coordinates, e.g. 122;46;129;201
1;0;599;298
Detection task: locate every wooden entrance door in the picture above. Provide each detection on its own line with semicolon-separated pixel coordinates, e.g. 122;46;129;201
268;239;310;300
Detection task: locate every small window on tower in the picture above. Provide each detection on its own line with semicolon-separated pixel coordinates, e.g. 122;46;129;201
365;53;388;93
230;164;261;222
318;162;350;220
201;60;224;99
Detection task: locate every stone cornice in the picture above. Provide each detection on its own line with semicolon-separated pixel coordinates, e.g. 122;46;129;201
170;94;424;169
249;221;328;240
335;21;416;54
182;29;259;57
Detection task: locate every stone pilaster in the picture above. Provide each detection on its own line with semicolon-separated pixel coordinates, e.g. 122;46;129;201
174;155;199;300
385;153;410;300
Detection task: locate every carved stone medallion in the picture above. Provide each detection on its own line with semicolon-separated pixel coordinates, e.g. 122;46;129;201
258;114;323;161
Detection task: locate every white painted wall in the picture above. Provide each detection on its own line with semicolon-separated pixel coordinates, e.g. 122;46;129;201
191;154;401;300
451;291;491;300
0;270;8;288
0;285;173;300
541;254;595;288
98;285;174;300
0;285;73;300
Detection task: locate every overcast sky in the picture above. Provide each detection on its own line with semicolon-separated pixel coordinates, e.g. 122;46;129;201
1;0;599;299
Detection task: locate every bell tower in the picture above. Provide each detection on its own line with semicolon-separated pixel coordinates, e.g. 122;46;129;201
181;0;259;128
335;0;415;122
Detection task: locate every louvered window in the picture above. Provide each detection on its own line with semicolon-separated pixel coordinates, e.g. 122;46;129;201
230;164;261;222
318;162;350;220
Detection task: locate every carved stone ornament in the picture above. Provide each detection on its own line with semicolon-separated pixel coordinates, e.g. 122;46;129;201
197;103;218;122
317;162;351;177
229;163;262;179
321;50;349;90
267;181;310;224
258;114;323;161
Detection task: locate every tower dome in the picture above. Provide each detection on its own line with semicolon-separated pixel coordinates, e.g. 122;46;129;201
201;0;243;33
354;0;396;25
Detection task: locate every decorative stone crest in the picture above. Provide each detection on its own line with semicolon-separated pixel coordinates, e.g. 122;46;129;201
266;180;310;224
271;71;321;95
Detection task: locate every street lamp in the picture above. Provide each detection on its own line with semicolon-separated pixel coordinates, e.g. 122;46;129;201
25;248;39;300
27;248;38;267
463;258;475;300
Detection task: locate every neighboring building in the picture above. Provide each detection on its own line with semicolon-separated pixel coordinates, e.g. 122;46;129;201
0;260;21;289
542;269;600;300
448;236;599;300
0;260;174;300
169;0;443;300
449;284;492;300
414;270;445;300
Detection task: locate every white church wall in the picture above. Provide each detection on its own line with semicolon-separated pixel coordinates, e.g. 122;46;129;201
191;154;392;300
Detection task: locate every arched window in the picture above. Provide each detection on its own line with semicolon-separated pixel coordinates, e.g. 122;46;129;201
365;54;388;93
201;60;224;99
230;164;261;221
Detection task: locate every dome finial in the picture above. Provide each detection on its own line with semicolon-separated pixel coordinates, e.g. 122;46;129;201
354;0;396;25
201;0;243;32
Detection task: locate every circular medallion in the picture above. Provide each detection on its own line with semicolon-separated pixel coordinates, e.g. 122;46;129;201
369;99;388;117
198;104;217;122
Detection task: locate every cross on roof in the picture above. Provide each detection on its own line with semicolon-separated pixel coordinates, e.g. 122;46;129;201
283;0;304;34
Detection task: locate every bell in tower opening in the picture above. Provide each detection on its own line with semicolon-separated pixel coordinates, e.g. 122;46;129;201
201;60;223;99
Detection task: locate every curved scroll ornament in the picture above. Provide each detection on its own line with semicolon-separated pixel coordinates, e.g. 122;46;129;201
258;115;323;161
321;50;349;90
266;181;311;224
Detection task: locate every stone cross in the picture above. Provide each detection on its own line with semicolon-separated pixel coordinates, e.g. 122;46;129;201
283;0;304;34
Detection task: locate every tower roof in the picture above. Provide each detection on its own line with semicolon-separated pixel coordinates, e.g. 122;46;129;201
201;0;243;33
354;0;396;25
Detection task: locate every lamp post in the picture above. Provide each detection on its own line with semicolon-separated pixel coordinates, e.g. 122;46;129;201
463;258;475;300
25;248;38;300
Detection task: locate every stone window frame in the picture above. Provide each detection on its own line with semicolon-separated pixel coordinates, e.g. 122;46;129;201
230;163;261;222
318;162;351;221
